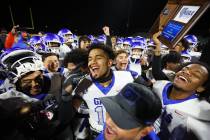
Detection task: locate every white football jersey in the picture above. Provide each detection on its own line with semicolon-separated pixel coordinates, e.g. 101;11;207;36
129;63;142;76
0;78;15;93
59;44;71;60
73;71;134;132
153;80;210;140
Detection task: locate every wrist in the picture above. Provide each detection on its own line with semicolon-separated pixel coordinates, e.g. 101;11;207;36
153;50;161;56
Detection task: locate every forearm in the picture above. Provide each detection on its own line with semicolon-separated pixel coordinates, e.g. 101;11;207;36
152;55;168;80
106;35;112;47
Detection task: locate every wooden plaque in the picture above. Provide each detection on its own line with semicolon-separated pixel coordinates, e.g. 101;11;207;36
149;0;210;48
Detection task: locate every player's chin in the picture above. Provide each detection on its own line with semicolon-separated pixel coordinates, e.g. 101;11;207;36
90;72;99;79
30;88;42;96
92;75;100;80
121;66;127;70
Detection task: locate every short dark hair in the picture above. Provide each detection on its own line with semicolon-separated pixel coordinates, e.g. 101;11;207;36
161;51;181;69
63;48;88;68
42;53;59;62
78;35;91;48
114;50;128;59
88;43;115;60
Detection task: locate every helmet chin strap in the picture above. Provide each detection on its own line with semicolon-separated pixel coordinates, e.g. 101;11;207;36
91;70;113;83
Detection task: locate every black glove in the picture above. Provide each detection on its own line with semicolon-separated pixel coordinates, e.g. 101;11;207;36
17;99;60;138
41;95;59;112
62;72;86;101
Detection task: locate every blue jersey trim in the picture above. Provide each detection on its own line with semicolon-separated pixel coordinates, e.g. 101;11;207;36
95;125;105;140
162;83;197;105
129;57;141;64
94;74;115;95
43;68;49;74
126;65;139;78
0;80;4;85
141;130;160;140
129;70;138;78
58;67;65;74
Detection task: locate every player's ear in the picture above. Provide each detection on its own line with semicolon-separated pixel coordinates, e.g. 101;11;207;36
135;126;153;139
108;59;113;67
196;86;205;93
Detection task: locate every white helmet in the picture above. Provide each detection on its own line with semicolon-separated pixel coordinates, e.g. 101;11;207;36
0;48;44;83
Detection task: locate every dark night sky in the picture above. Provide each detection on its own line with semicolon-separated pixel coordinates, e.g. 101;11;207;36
0;0;210;36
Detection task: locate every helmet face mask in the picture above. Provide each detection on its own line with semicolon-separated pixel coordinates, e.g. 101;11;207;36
116;38;123;50
181;56;191;63
42;33;61;54
34;43;42;49
161;48;169;55
160;44;169;55
0;49;44;84
63;33;72;38
130;42;146;59
63;34;73;44
28;36;41;47
58;28;73;44
10;57;43;83
47;47;60;54
123;38;132;51
181;52;191;63
184;35;198;50
122;44;130;50
1;50;36;68
46;42;60;48
189;42;198;52
131;48;143;59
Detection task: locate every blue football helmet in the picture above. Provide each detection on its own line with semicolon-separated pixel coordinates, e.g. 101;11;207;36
184;35;198;49
132;37;147;46
123;38;132;46
130;42;146;60
28;36;43;51
97;35;106;44
147;39;156;47
160;44;169;55
115;38;123;50
58;28;73;44
122;38;132;52
28;36;48;53
88;35;95;42
72;34;78;48
131;42;146;50
42;33;61;54
181;51;191;63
